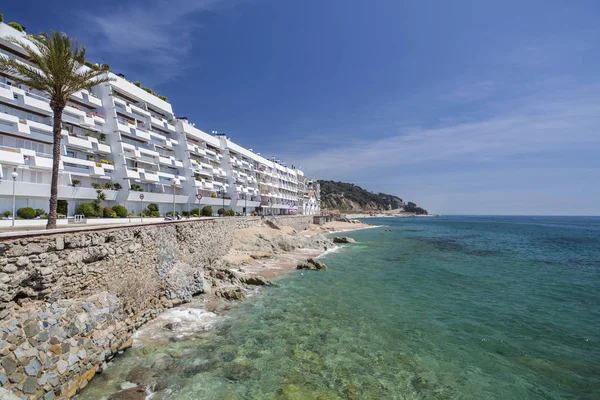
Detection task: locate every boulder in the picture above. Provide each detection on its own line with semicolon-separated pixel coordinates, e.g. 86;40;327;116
296;258;327;270
239;276;273;286
108;386;146;400
215;288;246;301
332;236;355;244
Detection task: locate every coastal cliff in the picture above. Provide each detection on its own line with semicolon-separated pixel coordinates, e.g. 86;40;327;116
0;216;333;399
319;180;428;214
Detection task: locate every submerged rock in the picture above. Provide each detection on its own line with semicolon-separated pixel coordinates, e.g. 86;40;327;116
296;258;328;270
108;385;146;400
333;236;356;243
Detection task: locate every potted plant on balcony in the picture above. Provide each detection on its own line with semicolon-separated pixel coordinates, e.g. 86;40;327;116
71;179;81;187
99;133;106;142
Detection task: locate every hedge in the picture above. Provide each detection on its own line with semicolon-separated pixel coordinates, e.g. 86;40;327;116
201;206;213;217
76;203;97;218
17;207;36;219
112;205;128;218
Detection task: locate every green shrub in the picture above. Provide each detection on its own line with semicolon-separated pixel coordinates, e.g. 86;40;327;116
99;133;106;142
133;81;141;87
103;182;113;190
142;207;160;218
2;211;11;218
158;95;167;101
0;14;4;23
165;211;179;217
147;203;159;213
8;22;23;32
191;207;200;216
201;206;214;216
112;205;128;218
182;211;189;217
76;203;97;218
103;207;116;218
225;209;235;217
71;179;81;187
113;183;122;190
217;208;225;216
17;207;36;219
91;183;102;189
57;200;68;215
34;208;45;217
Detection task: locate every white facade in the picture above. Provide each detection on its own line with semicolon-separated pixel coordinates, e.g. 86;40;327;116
0;22;316;218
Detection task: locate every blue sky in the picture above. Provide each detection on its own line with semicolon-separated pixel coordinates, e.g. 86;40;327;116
4;0;600;215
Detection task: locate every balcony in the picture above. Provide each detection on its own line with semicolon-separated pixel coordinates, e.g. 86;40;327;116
0;182;118;200
71;89;103;108
139;169;160;182
0;82;52;115
63;106;100;129
0;146;26;166
63;134;93;150
194;196;231;207
125;168;140;179
125;191;189;204
0;111;30;136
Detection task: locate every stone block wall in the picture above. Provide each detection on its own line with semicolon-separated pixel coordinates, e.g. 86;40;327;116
264;215;313;232
0;216;313;399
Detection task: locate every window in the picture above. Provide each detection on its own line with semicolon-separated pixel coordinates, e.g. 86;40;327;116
66;151;75;158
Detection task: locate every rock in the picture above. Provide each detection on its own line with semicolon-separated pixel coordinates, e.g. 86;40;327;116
163;322;181;331
216;288;246;301
108;386;146;400
16;257;29;267
240;276;273;286
55;237;64;251
127;366;153;385
24;358;42;376
0;387;21;400
2;356;17;374
296;258;328;270
23;321;40;338
265;220;281;230
22;376;37;393
56;360;67;374
332;236;356;243
67;353;79;366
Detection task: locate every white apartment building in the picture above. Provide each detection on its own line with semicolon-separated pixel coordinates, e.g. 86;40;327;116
0;22;316;217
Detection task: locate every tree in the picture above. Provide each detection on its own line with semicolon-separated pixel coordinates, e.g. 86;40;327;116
0;31;112;229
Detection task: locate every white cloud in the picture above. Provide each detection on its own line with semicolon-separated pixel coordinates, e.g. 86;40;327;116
287;82;600;178
81;0;235;83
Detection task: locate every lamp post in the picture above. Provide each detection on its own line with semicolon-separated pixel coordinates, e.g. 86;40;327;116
11;171;18;227
172;178;177;219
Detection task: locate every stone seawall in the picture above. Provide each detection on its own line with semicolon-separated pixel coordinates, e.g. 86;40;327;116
0;216;313;399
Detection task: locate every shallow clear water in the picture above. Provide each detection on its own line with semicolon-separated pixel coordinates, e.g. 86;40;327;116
81;216;600;399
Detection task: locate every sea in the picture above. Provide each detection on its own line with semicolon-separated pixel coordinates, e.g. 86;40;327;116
80;216;600;399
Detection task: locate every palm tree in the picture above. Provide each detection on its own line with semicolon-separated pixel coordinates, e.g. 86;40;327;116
0;31;112;228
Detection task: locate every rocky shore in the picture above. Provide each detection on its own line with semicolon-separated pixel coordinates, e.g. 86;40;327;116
82;220;368;399
0;216;368;399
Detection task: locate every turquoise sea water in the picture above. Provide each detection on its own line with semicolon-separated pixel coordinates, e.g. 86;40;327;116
82;216;600;399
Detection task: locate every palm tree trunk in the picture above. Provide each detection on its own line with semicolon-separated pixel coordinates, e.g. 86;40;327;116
46;107;63;229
